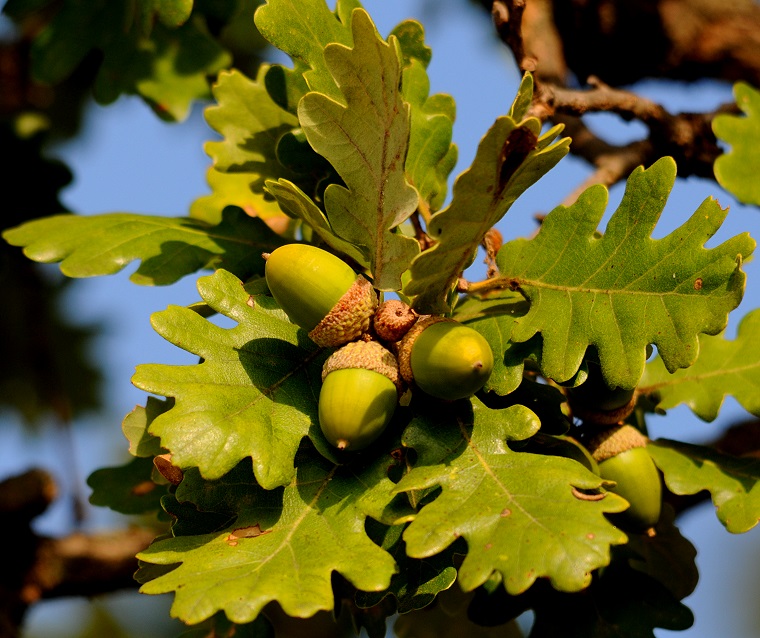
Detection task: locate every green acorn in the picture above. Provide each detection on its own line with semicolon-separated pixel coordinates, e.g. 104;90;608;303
397;316;494;401
567;355;637;425
264;244;378;347
319;340;402;451
588;424;662;533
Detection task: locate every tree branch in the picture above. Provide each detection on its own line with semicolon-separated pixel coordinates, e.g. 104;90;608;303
1;470;159;638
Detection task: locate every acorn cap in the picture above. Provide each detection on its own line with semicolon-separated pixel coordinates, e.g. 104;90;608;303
373;299;418;342
322;340;402;394
309;275;378;347
587;424;649;463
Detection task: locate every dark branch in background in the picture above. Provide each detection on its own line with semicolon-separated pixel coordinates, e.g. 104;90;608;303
485;0;751;201
0;470;156;638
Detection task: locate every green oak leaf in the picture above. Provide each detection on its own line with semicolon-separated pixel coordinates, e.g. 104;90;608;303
454;290;532;395
402;58;457;214
298;9;420;291
88;456;167;515
264;179;369;267
122;396;173;457
395;399;628;595
648;439;760;533
496;156;756;389
406;73;570;313
190;167;286;224
138;457;398;625
253;0;357;105
528;564;694;637
623;505;698;601
640;308;760;421
356;521;459;615
117;19;230;121
203;67;305;205
131;269;333;489
25;1;229;121
391;20;432;69
393;582;523;638
2;207;284;285
139;0;194;31
713;82;760;206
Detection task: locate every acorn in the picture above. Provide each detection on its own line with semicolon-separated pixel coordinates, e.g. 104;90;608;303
319;340;402;451
587;424;662;533
264;244;378;347
397;316;494;401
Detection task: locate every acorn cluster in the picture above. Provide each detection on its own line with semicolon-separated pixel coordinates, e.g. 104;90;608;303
265;244;494;452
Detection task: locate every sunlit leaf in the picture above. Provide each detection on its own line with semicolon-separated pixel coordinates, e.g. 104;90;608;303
401;56;457;214
3;208;284;285
253;0;356;105
406;73;570;313
713;82;760;206
298;9;420;290
640;308;760;421
395;399;627;594
264;178;369;267
648;439;760;533
138;456;397;625
496;157;755;389
190;167;286;224
203;67;308;206
131;269;332;488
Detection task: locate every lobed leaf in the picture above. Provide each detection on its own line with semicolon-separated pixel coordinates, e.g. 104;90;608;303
88;456;167;515
264;178;369;267
648;439;760;533
2;208;283;285
190;167;287;224
131;269;332;488
253;0;356;105
401;56;457;215
356;522;459;615
298;9;420;290
138;456;398;625
203;67;304;212
713;82;760;206
406;73;570;313
394;399;628;595
25;1;229;121
640;308;760;421
527;565;694;637
496;156;755;389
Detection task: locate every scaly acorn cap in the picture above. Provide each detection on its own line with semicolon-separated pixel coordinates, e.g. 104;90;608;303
309;276;378;347
322;340;403;395
396;315;449;384
373;299;418;342
587;424;649;463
